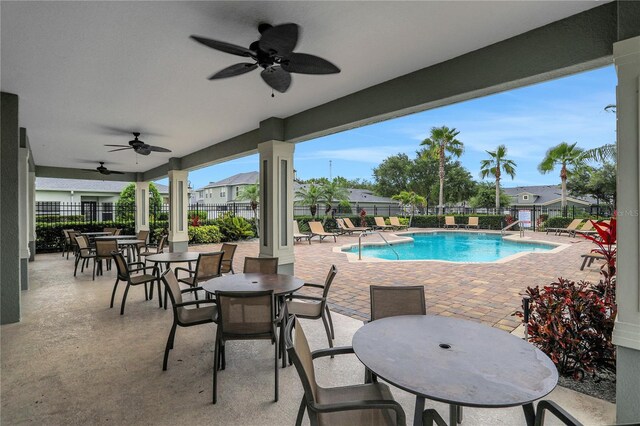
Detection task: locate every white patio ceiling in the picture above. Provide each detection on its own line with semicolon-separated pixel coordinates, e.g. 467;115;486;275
1;1;606;174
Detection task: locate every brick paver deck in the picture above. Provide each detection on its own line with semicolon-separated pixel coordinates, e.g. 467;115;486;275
192;229;603;332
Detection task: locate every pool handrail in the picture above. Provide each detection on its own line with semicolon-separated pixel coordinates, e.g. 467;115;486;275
501;220;522;236
358;231;400;260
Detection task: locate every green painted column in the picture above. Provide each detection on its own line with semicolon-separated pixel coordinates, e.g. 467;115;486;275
1;92;22;324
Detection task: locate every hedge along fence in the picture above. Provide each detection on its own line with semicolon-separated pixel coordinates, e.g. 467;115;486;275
36;221;136;252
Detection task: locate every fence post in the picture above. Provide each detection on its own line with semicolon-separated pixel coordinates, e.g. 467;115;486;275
532;206;537;232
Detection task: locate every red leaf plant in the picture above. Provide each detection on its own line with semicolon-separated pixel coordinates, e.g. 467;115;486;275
190;214;201;227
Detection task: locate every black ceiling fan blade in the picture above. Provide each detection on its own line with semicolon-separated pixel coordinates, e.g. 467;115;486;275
146;145;172;153
81;169;98;173
108;147;133;152
282;53;341;75
209;63;258;80
108;170;125;175
190;35;254;58
259;23;298;55
104;144;131;147
95;125;164;137
261;67;291;93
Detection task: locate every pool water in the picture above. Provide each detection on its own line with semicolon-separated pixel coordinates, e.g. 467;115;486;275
344;232;555;262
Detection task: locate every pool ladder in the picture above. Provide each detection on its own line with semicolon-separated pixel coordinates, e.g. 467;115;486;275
501;220;524;237
358;231;400;261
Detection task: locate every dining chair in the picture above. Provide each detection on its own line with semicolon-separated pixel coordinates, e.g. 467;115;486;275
220;243;238;274
286;265;337;348
369;285;426;321
110;251;160;315
367;285;426;383
73;235;95;277
160;268;217;371
94;239;117;279
61;229;74;259
175;251;224;301
212;290;282;404
243;256;278;274
286;317;406;426
135;230;150;253
139;235;166;265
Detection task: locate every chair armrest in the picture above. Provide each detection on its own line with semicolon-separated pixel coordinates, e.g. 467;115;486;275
535;400;583;426
289;295;324;302
130;266;159;275
423;409;447;426
180;286;204;293
301;282;324;289
174;300;216;308
309;399;406;425
175;266;195;277
311;346;354;359
127;261;145;268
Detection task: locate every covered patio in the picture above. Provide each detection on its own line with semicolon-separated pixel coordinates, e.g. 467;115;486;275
2;1;640;424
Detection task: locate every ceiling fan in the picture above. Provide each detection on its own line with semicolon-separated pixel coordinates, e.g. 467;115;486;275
82;162;125;175
191;23;341;93
104;132;172;156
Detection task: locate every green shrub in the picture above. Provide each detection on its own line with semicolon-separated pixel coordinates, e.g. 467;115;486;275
154;212;168;221
35;214;85;223
404;214;506;230
215;213;255;241
188;210;208;220
36;221;135;252
544;217;575;229
188;225;222;244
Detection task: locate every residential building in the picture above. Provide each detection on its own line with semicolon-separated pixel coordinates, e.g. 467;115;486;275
191;172;258;204
503;185;597;210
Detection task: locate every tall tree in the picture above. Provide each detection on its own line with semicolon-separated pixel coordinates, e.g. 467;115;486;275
236;184;259;218
538;142;584;212
420;126;464;214
567;162;616;210
442;161;476;206
479;144;517;210
372;153;413;197
319;178;350;217
295;183;323;218
469;182;511;209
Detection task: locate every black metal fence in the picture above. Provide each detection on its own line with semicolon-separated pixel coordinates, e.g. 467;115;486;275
293;203;404;217
35;202;134;225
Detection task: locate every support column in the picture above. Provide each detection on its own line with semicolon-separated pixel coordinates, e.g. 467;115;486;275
19;128;30;290
1;92;21;324
258;140;295;274
612;35;640;424
168;170;189;252
134;181;150;236
29;169;36;261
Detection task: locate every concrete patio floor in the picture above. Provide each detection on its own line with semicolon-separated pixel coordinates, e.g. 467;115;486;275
1;230;614;425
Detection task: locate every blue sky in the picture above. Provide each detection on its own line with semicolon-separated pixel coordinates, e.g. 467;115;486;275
164;65;616;190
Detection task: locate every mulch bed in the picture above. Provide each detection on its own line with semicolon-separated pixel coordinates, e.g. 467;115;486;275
558;369;616;403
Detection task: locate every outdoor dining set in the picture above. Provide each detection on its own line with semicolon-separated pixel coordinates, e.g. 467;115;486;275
60;228;582;426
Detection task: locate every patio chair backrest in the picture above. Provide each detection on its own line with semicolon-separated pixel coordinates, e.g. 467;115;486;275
370;285;426;321
445;216;456;226
285;317;318;400
75;235;92;256
321;265;338;300
156;235;166;253
136;230;149;245
566;219;583;230
95;240;117;259
335;218;347;230
307;221;326;234
344;217;359;229
578;221;594;232
389;217;401;226
111;251;130;281
114;229;122;236
216;290;274;336
293;220;304;234
243;257;278;274
221;243;237;262
161;268;184;307
68;231;80;248
194;251;224;282
103;227;117;235
374;217;387;227
63;229;74;243
468;217;479;226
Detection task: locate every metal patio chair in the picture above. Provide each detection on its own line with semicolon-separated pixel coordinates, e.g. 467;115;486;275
110;251;160;315
243;256;278;274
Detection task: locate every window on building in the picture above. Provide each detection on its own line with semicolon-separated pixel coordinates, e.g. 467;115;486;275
235;187;239;196
522;195;530;201
220;190;226;197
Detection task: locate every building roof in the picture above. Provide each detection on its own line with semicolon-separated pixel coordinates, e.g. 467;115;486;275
502;185;597;205
195;172;259;190
293;183;397;204
35;178;168;194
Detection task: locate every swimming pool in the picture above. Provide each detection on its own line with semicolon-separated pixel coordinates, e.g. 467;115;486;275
342;232;556;262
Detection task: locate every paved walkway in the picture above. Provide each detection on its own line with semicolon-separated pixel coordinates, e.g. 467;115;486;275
192;229;603;332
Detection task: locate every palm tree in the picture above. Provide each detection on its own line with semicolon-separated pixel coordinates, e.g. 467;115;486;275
295;183;323;218
319;179;350;217
479;145;516;210
538;142;584;212
420;126;464;215
236;183;259;218
392;191;425;227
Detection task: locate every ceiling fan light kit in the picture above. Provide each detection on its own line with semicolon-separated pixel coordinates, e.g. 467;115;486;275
191;22;340;94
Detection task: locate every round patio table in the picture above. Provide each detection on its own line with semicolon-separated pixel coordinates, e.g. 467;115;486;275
145;252;201;308
352;315;558;426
